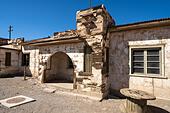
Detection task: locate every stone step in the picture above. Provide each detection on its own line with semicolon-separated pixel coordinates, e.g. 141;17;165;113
42;83;103;101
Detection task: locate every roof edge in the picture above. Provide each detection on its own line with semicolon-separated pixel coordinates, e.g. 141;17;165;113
109;18;170;32
0;46;21;51
22;37;84;46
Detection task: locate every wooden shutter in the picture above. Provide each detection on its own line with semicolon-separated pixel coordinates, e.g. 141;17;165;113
84;45;92;73
106;48;109;73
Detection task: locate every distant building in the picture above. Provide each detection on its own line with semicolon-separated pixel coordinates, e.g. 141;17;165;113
1;5;170;100
0;38;23;76
0;37;9;45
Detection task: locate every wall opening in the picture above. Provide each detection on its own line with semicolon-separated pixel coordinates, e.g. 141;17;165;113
44;52;74;83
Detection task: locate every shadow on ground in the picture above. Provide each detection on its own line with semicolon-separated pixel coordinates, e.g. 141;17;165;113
147;105;169;113
0;74;32;78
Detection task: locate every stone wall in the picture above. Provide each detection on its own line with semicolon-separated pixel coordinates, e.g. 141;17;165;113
109;26;170;99
0;48;21;76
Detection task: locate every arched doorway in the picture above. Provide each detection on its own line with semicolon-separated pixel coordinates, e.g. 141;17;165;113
44;52;74;84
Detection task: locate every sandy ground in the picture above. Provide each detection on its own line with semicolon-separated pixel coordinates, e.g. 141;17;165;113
0;77;169;113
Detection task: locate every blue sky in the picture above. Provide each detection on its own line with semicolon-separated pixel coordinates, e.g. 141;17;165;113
0;0;170;40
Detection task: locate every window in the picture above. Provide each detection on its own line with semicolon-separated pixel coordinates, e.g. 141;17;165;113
147;49;160;74
22;53;30;66
131;47;161;75
5;52;11;66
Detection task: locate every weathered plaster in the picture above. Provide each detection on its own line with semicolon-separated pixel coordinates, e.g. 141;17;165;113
109;26;170;99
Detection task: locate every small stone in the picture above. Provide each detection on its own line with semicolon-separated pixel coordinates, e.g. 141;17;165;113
31;82;36;85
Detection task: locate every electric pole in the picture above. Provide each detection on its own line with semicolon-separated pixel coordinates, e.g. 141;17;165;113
8;25;13;40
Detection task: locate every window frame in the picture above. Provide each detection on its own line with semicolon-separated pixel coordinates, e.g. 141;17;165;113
129;45;165;77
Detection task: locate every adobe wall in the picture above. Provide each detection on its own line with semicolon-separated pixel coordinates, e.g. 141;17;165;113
109;26;170;99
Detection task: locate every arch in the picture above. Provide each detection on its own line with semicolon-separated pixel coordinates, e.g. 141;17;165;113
43;51;75;85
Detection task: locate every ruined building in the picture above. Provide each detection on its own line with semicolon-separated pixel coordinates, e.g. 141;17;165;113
1;5;170;100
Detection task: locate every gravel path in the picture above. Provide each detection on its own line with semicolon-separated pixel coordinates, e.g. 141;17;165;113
0;77;170;113
0;77;124;113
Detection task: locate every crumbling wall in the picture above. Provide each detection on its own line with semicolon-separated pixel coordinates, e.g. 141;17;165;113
39;43;84;82
76;5;113;96
22;5;114;98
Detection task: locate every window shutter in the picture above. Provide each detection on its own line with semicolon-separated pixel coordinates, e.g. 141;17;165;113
84;46;92;73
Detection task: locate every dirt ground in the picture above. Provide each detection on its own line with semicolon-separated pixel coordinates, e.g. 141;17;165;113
0;77;170;113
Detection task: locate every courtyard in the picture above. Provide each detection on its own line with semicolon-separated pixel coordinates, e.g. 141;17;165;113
0;77;170;113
